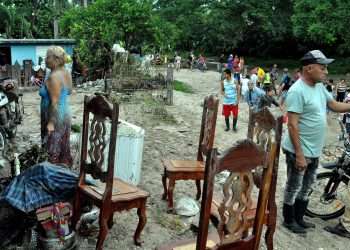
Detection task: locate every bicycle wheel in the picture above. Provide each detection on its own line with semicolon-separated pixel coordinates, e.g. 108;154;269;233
306;172;346;220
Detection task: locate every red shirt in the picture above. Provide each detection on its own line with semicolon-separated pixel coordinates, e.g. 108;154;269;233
233;58;240;72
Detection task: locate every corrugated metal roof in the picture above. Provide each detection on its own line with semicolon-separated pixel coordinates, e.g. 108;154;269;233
0;39;75;45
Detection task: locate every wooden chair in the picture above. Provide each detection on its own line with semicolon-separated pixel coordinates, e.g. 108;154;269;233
73;95;149;250
157;138;278;250
247;107;282;250
161;95;219;211
210;107;283;250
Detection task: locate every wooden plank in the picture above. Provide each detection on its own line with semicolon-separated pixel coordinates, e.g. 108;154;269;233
12;62;22;87
5;64;12;78
166;66;174;105
23;59;33;87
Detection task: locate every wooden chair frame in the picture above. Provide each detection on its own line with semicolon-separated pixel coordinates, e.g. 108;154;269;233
209;107;282;250
161;94;219;210
247;107;283;250
73;95;149;249
157;139;277;250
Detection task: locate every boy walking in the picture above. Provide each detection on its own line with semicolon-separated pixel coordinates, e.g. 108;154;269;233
220;69;240;131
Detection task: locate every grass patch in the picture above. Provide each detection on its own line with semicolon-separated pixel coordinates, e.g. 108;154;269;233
173;80;194;93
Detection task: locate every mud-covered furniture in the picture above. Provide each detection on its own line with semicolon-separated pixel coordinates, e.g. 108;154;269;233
72;95;149;250
161;95;219;211
157;138;277;250
210;107;283;250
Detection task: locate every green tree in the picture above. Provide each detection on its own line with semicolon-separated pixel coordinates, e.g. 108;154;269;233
0;5;11;35
60;0;160;68
292;0;350;54
154;0;208;51
0;0;72;38
203;0;294;56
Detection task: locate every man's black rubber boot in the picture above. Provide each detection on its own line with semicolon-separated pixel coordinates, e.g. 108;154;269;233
282;203;307;234
232;117;237;132
225;117;230;131
294;199;316;229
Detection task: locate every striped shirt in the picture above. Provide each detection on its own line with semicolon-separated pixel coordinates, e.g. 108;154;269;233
337;83;347;93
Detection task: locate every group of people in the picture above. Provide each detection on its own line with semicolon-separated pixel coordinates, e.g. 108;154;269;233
221;49;350;239
220;57;290;132
325;78;349;103
187;52;207;72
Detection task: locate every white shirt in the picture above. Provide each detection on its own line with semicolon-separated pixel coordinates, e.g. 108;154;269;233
175;56;181;63
241;78;249;96
250;73;258;87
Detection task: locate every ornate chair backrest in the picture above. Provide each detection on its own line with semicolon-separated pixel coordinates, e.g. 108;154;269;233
197;95;219;162
247;107;282;220
196;139;277;250
247;107;282;152
78;95;119;198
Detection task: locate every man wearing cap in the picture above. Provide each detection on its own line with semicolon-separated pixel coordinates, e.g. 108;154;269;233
282;50;350;235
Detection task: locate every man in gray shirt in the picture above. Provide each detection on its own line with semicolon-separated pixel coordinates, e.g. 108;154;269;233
282;50;350;234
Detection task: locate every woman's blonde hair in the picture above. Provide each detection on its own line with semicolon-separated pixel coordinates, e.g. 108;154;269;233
46;46;68;68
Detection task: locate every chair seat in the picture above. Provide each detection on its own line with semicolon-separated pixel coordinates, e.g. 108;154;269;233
80;177;149;202
156;233;219;250
163;159;205;172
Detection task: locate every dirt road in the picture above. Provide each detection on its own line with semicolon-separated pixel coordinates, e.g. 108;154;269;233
11;69;348;249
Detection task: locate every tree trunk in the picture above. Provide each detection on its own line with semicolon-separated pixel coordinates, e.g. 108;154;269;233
54;19;59;38
81;0;88;7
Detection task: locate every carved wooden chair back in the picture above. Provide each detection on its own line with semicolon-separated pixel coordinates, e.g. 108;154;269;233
197;139;277;250
247;107;282;152
78;94;119;200
196;95;219;162
246;107;283;249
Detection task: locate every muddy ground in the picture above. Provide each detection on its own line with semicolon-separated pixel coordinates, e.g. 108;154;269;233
3;69;349;249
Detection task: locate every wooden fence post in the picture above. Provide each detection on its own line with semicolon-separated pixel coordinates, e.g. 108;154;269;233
23;60;33;87
166;64;174;105
12;62;22;87
5;64;12;78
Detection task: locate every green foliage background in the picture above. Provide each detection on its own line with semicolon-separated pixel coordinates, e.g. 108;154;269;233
1;0;350;66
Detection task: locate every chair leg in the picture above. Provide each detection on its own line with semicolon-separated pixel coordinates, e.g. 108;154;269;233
195;180;201;200
108;213;114;229
162;171;168;200
265;216;276;250
167;178;176;211
134;200;147;246
265;184;277;250
265;223;275;250
96;210;110;250
265;201;277;250
72;190;82;230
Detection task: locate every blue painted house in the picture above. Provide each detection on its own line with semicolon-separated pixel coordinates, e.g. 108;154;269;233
0;39;75;66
